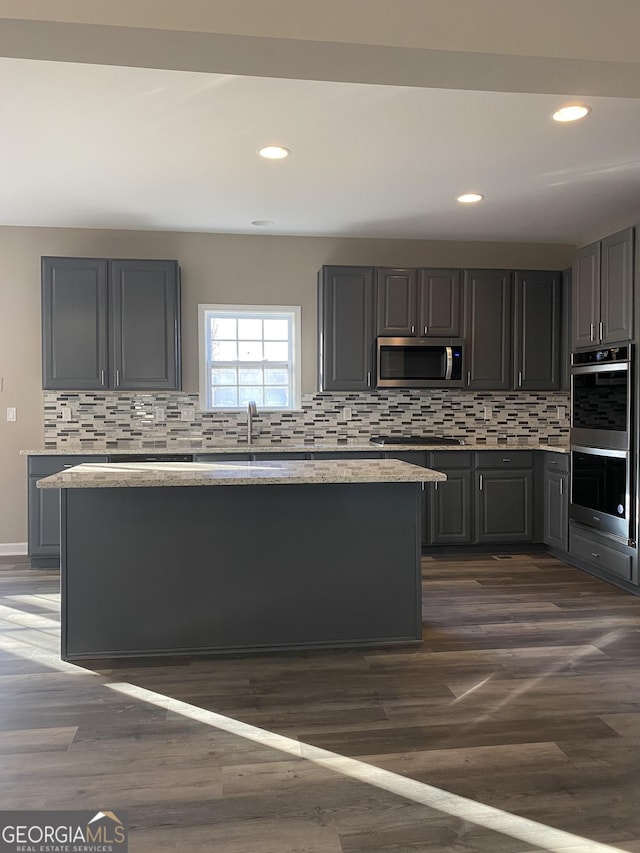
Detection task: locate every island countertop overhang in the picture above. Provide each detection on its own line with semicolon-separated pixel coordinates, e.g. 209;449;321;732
37;459;447;489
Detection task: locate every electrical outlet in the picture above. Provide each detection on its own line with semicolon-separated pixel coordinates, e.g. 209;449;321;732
556;405;566;420
61;406;72;421
483;406;492;421
6;407;16;422
154;407;166;421
180;407;194;421
341;406;352;421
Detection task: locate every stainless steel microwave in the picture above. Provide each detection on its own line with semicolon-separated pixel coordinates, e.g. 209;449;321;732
376;338;464;388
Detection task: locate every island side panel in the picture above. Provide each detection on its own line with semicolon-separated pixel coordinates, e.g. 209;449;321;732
60;482;422;659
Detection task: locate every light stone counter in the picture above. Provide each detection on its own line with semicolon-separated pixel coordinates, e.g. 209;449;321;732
37;459;447;489
23;441;569;456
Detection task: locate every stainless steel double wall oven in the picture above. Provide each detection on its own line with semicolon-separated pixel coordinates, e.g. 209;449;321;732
570;346;633;542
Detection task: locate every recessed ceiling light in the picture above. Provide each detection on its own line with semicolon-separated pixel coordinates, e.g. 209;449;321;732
258;145;290;160
251;220;274;227
552;104;591;123
457;193;484;204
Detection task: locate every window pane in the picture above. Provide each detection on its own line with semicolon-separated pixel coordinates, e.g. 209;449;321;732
212;317;237;340
212;340;237;361
239;368;263;385
238;387;264;406
264;319;289;340
238;318;263;340
212;368;237;385
212;387;238;407
265;368;288;384
238;341;263;361
264;341;288;361
265;387;289;407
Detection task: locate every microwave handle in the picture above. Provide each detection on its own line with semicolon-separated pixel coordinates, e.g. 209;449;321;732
445;346;453;380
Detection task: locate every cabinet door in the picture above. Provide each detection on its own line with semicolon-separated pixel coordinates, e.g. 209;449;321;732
600;227;634;345
430;469;473;544
418;269;462;337
476;469;533;543
543;471;568;552
463;270;512;390
28;455;109;564
318;266;375;391
513;270;561;390
384;451;429;545
41;257;109;390
572;242;600;349
110;259;181;391
376;268;418;335
561;268;571;391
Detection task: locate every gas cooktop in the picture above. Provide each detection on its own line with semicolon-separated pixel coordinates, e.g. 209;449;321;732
370;436;465;446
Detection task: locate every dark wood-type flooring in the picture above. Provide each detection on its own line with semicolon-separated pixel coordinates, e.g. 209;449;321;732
2;552;640;852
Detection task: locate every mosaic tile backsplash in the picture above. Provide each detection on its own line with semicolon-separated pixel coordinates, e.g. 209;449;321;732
44;389;570;450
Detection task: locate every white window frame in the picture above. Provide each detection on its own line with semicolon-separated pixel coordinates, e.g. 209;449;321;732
198;304;302;412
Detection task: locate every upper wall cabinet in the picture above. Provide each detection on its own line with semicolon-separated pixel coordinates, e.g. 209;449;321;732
463;269;512;390
572;227;634;349
42;257;181;391
513;270;562;391
318;265;375;391
376;268;461;337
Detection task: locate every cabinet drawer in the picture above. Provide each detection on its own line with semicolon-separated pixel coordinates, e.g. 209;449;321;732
28;455;108;477
545;452;570;473
475;451;533;469
194;453;251;462
310;451;383;459
251;452;309;460
430;451;473;469
569;527;633;581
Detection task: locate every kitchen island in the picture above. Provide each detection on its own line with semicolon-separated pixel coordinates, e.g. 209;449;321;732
38;459;445;660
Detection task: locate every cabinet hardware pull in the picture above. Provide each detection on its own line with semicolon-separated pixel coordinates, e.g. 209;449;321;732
591;552;600;558
550;460;558;465
421;482;425;491
424;325;428;335
479;474;483;490
592;515;600;522
101;369;105;386
116;369;121;386
466;371;471;385
560;479;564;495
63;464;73;468
518;371;522;387
501;458;511;462
590;323;595;341
434;481;438;490
367;371;371;387
411;325;416;335
599;321;604;341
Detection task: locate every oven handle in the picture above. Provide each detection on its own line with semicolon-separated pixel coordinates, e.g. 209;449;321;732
571;444;629;459
571;362;630;375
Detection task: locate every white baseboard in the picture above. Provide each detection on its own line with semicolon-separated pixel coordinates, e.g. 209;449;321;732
0;543;28;556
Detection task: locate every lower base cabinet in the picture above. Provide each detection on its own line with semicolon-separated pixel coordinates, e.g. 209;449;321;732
430;452;473;544
569;524;634;583
543;452;569;552
28;455;108;567
476;468;534;543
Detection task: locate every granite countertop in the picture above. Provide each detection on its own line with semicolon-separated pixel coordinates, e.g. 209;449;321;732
36;459;448;489
23;441;570;456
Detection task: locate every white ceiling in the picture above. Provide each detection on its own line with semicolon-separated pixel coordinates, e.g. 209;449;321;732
1;57;639;244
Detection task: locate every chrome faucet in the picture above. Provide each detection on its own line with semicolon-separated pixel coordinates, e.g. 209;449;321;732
247;401;258;445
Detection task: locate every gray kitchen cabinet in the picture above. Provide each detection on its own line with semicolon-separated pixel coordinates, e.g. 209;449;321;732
572;227;634;349
41;257;109;390
419;269;462;337
384;450;429;545
376;268;461;337
109;259;181;391
561;268;571;391
42;256;181;391
543;453;569;552
28;455;108;568
429;451;473;545
569;524;633;584
513;270;562;390
475;452;534;543
194;453;251;462
463;269;512;390
318;266;375;391
376;268;418;335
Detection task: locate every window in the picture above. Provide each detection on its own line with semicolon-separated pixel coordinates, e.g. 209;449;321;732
198;304;301;411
